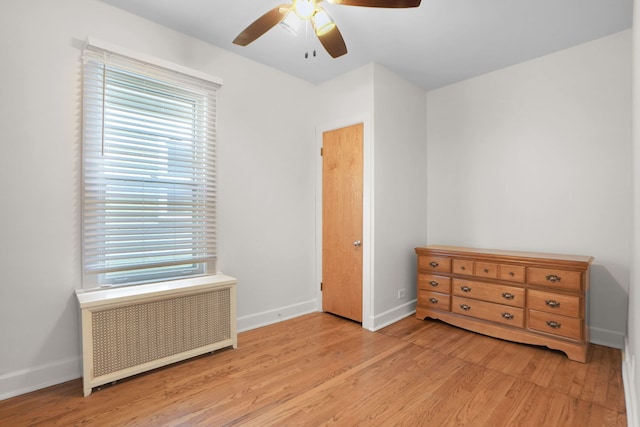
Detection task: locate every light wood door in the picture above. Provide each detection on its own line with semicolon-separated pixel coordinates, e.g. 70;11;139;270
322;123;363;322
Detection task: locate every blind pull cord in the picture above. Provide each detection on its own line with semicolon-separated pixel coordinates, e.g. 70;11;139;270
101;52;106;157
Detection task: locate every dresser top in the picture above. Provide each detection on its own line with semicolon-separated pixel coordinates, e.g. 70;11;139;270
416;245;594;265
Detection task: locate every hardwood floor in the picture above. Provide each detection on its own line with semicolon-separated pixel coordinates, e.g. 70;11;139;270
0;313;626;426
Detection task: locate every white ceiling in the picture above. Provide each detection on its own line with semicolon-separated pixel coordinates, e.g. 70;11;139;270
99;0;633;90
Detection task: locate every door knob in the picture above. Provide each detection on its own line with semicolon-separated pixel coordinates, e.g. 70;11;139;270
353;240;362;247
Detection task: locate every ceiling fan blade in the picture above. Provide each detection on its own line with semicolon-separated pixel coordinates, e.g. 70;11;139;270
233;4;291;46
327;0;421;7
317;24;348;58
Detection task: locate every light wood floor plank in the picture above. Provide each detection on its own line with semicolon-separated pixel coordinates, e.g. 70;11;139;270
484;379;541;426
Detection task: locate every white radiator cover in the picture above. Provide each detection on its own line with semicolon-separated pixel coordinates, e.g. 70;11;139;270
76;275;237;397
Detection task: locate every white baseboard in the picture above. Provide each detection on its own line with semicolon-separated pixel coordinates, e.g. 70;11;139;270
0;356;81;401
237;298;417;334
623;338;638;427
237;299;318;332
590;326;625;349
368;300;417;332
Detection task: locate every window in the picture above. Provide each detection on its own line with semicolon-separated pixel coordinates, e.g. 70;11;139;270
82;41;221;287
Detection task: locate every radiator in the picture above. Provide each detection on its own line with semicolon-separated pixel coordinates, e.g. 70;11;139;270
76;275;237;396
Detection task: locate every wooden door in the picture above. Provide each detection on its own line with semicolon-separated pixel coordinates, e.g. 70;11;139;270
322;123;363;322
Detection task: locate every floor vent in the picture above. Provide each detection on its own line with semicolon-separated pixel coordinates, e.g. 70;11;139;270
76;275;237;396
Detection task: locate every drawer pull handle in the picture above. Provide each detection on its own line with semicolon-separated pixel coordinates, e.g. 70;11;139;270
429;297;439;304
509;272;515;277
502;292;515;300
460;286;471;293
460;266;466;270
546;320;562;329
545;274;561;283
501;312;514;320
429;281;439;287
460;304;471;311
483;269;489;273
429;261;439;268
545;299;561;308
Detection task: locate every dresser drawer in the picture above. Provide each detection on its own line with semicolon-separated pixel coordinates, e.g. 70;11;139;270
452;296;524;328
452;279;525;308
498;264;526;283
452;259;474;276
418;256;451;273
418;290;450;311
528;310;582;340
528;267;582;291
474;262;498;279
527;290;582;318
418;274;451;293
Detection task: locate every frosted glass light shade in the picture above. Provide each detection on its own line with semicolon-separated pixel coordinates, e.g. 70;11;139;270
313;10;336;36
280;12;302;35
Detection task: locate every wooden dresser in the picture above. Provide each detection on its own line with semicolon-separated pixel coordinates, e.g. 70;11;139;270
415;245;593;362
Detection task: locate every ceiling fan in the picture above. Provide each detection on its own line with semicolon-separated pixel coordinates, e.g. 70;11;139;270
233;0;422;59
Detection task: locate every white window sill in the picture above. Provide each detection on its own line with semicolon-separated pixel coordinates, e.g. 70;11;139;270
75;274;238;310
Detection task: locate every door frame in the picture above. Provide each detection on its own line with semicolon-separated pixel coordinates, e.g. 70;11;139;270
315;115;374;330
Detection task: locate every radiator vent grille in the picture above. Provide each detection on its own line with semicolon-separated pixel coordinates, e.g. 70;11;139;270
91;288;231;377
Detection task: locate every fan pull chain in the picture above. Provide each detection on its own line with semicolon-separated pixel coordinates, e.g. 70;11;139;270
303;20;316;59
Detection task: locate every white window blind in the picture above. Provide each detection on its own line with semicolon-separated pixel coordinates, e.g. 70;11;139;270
82;42;221;287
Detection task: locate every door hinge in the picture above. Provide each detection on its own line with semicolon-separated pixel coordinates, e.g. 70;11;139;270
320;282;323;291
320;147;323;156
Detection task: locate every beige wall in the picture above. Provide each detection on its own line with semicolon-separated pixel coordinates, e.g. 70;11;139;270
426;30;632;348
372;64;428;324
625;0;640;423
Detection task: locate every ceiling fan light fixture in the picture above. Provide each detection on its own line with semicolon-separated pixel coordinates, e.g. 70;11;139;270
280;11;302;35
313;9;336;36
234;0;423;58
293;0;316;19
